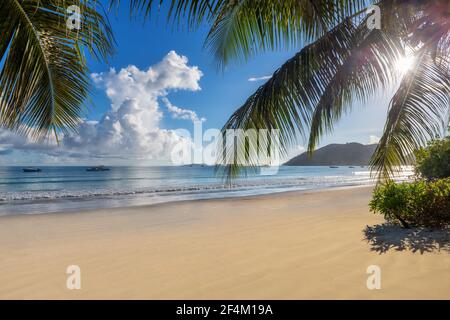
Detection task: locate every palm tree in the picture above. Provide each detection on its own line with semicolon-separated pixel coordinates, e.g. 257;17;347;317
0;0;114;141
120;0;449;179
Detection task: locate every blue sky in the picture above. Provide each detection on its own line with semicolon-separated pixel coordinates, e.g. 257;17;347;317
86;3;303;133
0;1;395;165
88;4;390;139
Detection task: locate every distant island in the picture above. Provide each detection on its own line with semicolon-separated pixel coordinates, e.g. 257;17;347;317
284;143;378;166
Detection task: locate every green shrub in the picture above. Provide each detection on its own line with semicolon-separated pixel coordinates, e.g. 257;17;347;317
414;136;450;179
370;179;450;228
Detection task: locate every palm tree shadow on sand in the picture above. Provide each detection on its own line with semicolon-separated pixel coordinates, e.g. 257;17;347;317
363;224;450;254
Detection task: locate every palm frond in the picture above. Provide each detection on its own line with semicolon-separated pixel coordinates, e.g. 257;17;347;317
216;19;360;176
109;0;224;29
0;0;114;140
204;0;369;67
216;15;405;177
218;0;450;180
111;0;369;67
305;0;444;154
371;48;450;180
307;28;404;153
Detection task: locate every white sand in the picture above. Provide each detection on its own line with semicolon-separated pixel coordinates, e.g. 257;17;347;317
0;187;448;299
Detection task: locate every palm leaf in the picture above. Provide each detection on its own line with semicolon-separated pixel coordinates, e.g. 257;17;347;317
371;47;450;180
218;0;450;180
217;16;404;175
111;0;368;67
109;0;225;29
204;0;369;67
0;0;114;140
307;28;404;153
215;19;360;176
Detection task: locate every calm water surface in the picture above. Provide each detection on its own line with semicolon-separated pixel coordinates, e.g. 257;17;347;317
0;166;412;215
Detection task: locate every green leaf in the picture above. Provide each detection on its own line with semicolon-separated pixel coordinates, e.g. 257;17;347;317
0;0;114;140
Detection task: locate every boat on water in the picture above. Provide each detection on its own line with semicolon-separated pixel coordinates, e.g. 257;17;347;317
23;167;42;173
86;166;110;172
329;166;339;169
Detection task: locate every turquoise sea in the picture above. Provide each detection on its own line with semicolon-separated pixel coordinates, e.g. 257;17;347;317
0;165;412;215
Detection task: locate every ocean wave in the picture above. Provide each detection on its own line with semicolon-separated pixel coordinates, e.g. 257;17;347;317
0;166;415;205
0;176;377;202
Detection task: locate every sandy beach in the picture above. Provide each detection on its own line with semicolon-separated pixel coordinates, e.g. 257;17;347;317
0;186;448;299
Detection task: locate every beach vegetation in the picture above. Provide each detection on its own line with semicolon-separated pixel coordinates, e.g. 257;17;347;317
414;134;450;180
370;179;450;228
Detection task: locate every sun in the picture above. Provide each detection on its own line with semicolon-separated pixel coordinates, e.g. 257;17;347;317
396;55;415;74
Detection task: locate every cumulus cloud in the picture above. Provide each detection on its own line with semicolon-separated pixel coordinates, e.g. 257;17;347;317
162;98;205;123
0;51;203;163
0;127;56;152
369;135;380;144
62;51;203;160
248;75;272;82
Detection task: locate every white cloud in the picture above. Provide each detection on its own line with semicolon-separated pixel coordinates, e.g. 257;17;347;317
63;51;202;160
369;135;380;144
0;127;57;152
162;98;205;123
0;51;203;163
248;75;272;82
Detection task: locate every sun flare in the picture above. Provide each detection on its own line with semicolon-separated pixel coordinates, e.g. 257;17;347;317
396;55;415;74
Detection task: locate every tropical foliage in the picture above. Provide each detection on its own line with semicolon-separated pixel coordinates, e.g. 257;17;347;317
414;133;450;180
370;179;450;228
114;0;450;179
0;0;114;140
371;132;450;228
